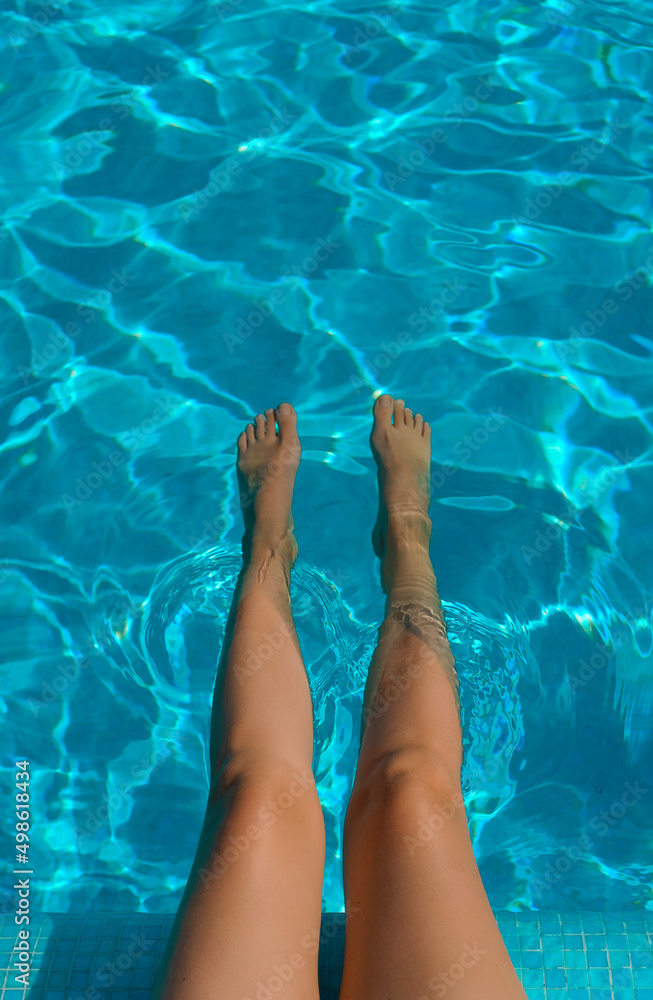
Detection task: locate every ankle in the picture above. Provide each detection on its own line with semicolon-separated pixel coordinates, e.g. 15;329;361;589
242;532;296;577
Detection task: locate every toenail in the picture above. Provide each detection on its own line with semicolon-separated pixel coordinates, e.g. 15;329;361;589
277;402;291;414
379;395;393;407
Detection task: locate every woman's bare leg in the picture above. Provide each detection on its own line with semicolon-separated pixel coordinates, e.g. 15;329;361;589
338;395;526;1000
152;404;325;1000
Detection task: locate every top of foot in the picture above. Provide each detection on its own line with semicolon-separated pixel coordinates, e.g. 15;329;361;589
237;402;301;566
370;394;432;559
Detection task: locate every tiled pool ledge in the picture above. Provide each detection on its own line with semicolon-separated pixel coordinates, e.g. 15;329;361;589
1;910;652;999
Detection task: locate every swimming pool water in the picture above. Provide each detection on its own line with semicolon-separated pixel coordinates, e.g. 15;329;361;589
0;0;652;920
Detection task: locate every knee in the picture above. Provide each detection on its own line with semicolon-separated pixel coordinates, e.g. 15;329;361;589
210;753;321;821
348;746;461;821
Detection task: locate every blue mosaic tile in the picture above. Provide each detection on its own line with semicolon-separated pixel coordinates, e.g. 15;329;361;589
521;968;544;987
585;932;607;945
564;950;588;968
612;964;635;986
69;971;91;988
587;949;608;966
72;953;94;970
633;968;653;987
567;990;590;1000
588;966;612;988
45;972;66;988
544;967;566;988
521;951;544;968
53;940;75;954
632;950;653;966
135;955;155;967
566;967;589;987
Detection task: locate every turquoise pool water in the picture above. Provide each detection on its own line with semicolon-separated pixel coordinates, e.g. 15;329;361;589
0;0;651;921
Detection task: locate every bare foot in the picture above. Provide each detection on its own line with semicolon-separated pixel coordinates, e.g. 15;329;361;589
370;394;432;585
237;403;301;568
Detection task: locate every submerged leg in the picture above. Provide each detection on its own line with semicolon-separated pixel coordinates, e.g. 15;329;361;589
153;404;325;1000
338;395;527;1000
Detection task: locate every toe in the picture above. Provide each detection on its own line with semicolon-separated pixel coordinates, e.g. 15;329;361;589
414;413;423;430
276;402;297;436
393;398;405;425
264;407;276;436
422;420;431;438
403;406;413;425
237;430;247;451
255;413;266;439
373;394;393;426
246;423;256;444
